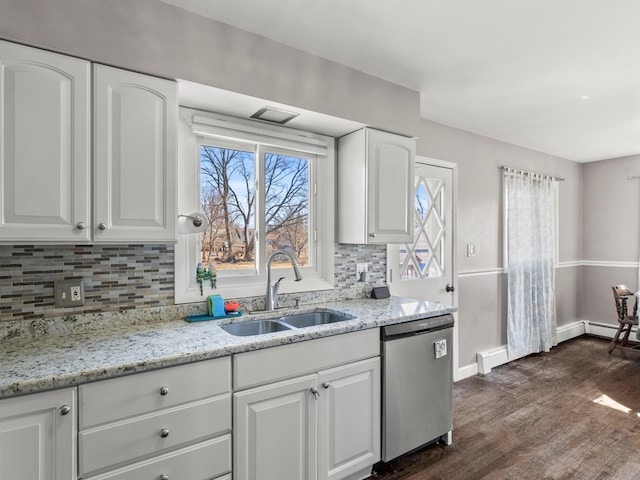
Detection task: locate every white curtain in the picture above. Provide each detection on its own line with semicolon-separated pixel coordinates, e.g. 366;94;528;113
505;168;557;359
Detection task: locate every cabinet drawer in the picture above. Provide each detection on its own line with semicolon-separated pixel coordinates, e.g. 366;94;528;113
234;329;380;389
83;435;231;480
79;357;230;428
79;394;230;476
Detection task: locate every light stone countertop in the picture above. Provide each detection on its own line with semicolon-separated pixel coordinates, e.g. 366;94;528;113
0;296;456;399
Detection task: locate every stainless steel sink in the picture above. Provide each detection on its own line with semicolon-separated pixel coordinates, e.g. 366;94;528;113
220;320;292;336
278;310;355;328
221;310;356;336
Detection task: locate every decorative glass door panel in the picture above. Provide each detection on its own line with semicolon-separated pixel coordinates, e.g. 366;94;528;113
399;175;445;280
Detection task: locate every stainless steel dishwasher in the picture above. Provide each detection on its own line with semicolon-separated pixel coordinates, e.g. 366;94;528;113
381;314;454;461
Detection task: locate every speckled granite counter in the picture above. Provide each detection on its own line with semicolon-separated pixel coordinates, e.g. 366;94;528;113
0;296;455;399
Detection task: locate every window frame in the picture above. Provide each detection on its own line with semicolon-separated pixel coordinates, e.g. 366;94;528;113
175;108;335;304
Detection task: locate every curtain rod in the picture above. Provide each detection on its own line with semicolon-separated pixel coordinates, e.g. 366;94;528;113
500;165;565;182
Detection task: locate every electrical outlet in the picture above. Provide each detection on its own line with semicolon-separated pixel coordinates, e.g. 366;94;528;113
467;244;476;257
434;339;447;359
55;280;85;307
356;263;369;281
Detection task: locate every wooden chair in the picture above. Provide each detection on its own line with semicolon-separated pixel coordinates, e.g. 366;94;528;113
609;285;640;354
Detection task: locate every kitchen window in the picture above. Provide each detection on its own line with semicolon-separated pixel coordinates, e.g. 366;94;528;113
175;109;335;303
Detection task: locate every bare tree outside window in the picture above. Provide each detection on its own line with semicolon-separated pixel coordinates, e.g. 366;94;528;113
265;152;309;266
199;145;310;272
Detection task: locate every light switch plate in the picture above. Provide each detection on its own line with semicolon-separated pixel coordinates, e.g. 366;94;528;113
55;279;85;307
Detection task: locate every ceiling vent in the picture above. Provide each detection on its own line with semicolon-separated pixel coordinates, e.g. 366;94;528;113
250;106;299;125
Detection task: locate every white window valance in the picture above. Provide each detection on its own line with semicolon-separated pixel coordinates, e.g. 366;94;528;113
191;114;329;156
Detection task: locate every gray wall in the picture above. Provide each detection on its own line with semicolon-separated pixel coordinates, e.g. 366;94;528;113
0;0;420;137
417;120;584;367
582;154;640;324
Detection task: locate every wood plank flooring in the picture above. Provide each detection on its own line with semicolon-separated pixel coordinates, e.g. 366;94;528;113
368;336;640;480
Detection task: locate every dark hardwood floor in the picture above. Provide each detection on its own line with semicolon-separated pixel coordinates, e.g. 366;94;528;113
369;336;640;480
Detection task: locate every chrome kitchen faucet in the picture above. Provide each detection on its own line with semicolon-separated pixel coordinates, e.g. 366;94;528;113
265;249;302;311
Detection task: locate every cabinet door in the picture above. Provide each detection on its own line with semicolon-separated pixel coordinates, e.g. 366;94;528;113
0;388;76;480
234;375;318;480
94;64;177;242
366;129;414;244
317;358;380;480
0;40;91;241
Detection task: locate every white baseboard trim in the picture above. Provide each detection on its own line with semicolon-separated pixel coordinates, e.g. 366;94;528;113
586;320;637;338
476;345;511;376
557;320;587;343
473;320;587;376
456;362;478;381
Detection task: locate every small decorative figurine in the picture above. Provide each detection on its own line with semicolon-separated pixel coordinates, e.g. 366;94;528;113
196;262;217;295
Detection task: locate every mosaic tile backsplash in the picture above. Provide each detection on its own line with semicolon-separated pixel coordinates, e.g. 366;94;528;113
0;243;386;322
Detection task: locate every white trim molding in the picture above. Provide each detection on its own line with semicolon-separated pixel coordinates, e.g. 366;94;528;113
556;261;582;268
582;260;639;268
458;261;632;279
458;268;504;278
458;262;582;279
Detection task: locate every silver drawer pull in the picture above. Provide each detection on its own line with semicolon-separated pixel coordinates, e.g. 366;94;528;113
310;387;319;399
160;475;169;480
98;222;108;230
59;405;71;416
160;386;169;396
160;428;170;438
75;222;86;230
322;382;330;389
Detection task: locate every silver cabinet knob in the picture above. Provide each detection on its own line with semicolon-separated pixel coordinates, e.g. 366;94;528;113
59;405;71;416
160;386;169;396
98;223;108;230
310;387;319;399
160;428;170;438
75;222;86;230
369;232;376;238
160;475;169;480
322;382;330;389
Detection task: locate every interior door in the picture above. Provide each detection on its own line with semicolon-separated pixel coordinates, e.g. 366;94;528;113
387;158;457;373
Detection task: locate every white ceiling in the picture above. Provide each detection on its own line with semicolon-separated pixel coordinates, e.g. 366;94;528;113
162;0;640;163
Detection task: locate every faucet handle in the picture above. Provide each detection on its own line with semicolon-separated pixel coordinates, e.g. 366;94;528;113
274;276;286;287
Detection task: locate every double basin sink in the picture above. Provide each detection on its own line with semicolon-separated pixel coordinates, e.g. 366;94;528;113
221;309;355;336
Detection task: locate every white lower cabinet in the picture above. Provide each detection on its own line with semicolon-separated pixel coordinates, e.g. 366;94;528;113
78;357;232;480
235;374;318;480
0;388;77;480
1;330;381;480
233;329;381;480
318;358;381;480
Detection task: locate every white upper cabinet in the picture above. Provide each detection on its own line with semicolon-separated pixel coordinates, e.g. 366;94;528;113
0;39;91;242
93;64;177;242
0;40;177;243
338;128;415;244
